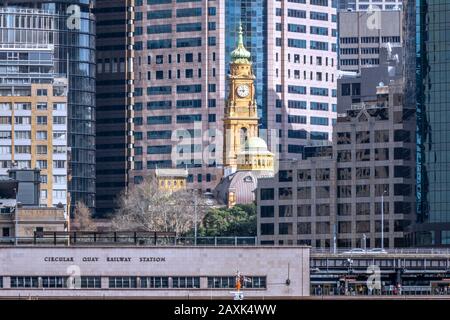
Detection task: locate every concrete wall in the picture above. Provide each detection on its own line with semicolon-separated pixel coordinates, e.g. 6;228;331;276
0;246;310;298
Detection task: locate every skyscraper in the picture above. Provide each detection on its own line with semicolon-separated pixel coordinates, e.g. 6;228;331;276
131;0;225;192
225;0;268;129
129;0;338;194
338;9;402;73
1;0;96;214
415;0;450;246
95;0;134;217
0;7;69;209
257;78;415;249
267;0;338;159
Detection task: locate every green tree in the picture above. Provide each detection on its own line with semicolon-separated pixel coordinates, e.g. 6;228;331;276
198;204;256;237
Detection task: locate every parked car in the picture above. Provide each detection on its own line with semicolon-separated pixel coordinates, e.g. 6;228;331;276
343;248;366;254
369;248;388;254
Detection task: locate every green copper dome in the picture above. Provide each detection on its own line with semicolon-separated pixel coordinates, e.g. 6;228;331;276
231;22;251;64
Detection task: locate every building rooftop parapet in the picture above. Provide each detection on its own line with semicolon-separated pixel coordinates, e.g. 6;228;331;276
0;44;54;51
155;168;188;178
0;7;56;15
350;102;386;111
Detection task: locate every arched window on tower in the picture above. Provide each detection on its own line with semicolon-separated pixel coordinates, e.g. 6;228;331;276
240;127;248;148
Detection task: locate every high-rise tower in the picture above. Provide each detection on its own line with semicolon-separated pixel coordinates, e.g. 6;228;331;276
0;1;95;214
414;0;450;246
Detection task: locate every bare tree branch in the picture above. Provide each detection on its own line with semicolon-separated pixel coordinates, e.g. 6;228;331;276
112;175;210;235
74;201;97;231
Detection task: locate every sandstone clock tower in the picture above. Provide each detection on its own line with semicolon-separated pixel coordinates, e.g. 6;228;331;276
223;23;259;171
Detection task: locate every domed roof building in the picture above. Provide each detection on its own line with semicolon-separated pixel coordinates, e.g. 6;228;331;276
237;137;274;172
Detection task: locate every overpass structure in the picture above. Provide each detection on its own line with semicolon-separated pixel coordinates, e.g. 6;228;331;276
310;249;450;296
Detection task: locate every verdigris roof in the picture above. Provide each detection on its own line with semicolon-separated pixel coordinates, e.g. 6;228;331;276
231;22;251;64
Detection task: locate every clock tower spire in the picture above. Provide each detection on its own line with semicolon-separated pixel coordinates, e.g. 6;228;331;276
223;23;259;171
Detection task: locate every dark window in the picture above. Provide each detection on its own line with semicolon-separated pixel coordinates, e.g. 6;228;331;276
375;130;389;143
337;150;351;162
261;223;274;235
279;205;293;217
140;277;169;288
260;188;274;200
394;148;411;160
172;277;200;288
297;187;311;199
297;205;311;217
375;166;389;179
316;222;330;234
375;184;389;196
80;277;102;289
109;277;137;288
394;166;412;179
356;203;370;215
356;221;370;233
337;168;351;180
337;186;352;198
337;132;351;144
297;222;311;235
394;184;412;196
278;170;293;182
316;168;330;181
279;223;293;235
298;169;311;181
341;83;351;96
279;188;293;200
394;202;412;215
2;227;9;237
356;131;370;144
338;222;351;233
338;203;352;216
260;206;274;218
394;130;411;142
356;167;371;179
356;149;371;161
374;148;389;161
356;185;370;197
316;186;330;198
11;276;38;288
316;204;330;216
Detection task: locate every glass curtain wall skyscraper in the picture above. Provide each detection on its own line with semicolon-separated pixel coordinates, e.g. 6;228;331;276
1;0;96;213
95;0;134;217
415;0;450;246
225;0;268;129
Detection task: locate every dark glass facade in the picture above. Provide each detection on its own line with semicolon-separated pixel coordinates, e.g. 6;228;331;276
225;0;268;129
95;0;134;217
416;0;450;245
2;0;96;213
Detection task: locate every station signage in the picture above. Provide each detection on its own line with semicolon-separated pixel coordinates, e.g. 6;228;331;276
43;256;166;263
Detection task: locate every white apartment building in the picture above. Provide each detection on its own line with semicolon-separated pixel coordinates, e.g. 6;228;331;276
267;0;338;159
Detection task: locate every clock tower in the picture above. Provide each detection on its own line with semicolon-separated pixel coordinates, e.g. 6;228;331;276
223;23;259;171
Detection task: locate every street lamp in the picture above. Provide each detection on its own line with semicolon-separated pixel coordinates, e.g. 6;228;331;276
346;258;353;295
381;189;388;250
193;191;215;246
194;194;198;246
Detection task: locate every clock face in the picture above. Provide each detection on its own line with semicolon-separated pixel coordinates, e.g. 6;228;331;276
236;84;250;98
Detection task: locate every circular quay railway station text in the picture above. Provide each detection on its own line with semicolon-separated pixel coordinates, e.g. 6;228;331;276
43;256;166;263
